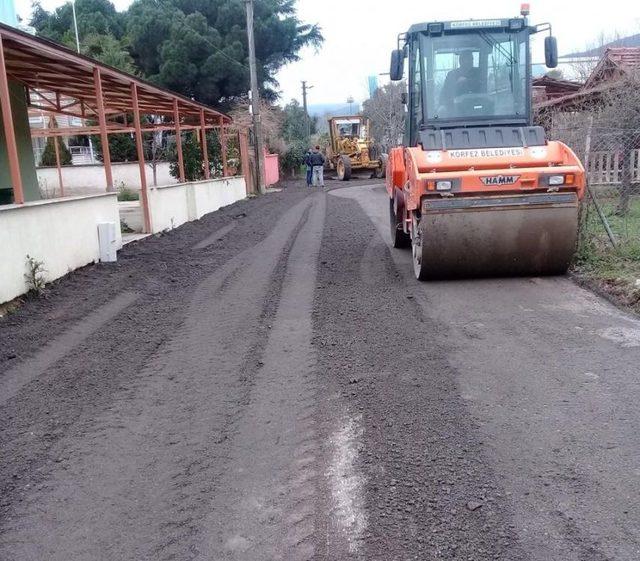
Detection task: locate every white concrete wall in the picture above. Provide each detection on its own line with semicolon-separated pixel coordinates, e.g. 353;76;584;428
0;177;247;303
118;201;144;233
148;176;246;233
37;162;176;197
186;177;247;220
148;183;190;233
0;193;121;304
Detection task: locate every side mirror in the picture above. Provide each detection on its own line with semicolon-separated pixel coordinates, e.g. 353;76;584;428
545;36;558;68
390;49;404;81
400;92;407;105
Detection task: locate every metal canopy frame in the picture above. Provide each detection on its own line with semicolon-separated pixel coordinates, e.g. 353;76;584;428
0;23;232;122
0;22;244;233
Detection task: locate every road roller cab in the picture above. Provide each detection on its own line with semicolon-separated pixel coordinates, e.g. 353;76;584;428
386;6;585;279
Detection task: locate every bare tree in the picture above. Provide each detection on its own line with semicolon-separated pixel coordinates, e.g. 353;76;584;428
569;31;623;82
362;81;406;150
138;115;164;187
546;77;640;216
228;99;284;151
145;134;165;187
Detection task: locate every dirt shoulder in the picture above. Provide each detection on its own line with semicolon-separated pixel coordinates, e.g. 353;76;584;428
572;258;640;316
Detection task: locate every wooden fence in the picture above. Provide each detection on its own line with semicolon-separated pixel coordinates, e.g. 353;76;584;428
588;150;640;185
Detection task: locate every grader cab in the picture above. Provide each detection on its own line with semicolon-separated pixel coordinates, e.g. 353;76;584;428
326;116;387;181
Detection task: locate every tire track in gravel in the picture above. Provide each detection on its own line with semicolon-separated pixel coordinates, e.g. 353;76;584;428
201;192;328;561
0;189;310;531
0;196;315;561
0;291;139;405
191;222;237;250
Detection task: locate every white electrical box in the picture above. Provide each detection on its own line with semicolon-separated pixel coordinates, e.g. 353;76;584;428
97;222;118;263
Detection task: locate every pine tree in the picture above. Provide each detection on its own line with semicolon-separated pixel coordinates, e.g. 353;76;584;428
40;137;72;167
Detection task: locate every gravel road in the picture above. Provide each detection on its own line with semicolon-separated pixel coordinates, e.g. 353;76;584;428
1;181;640;560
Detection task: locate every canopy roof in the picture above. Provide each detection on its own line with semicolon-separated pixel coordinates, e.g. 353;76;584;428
0;22;231;126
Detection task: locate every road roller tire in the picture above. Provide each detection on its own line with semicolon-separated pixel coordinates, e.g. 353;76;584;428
390;198;410;249
369;143;382;162
337;155;352;181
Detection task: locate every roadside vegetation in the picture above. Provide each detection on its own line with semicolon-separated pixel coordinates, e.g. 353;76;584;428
540;68;640;313
24;255;47;296
574;198;640;312
116;183;139;202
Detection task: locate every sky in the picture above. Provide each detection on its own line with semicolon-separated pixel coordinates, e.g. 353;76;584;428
14;0;640;106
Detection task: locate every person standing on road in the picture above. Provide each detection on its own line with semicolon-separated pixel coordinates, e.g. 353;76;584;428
309;145;325;187
304;149;313;187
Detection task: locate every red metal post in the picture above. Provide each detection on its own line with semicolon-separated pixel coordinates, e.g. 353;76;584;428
93;68;114;191
200;109;210;180
131;83;151;233
0;36;24;203
239;128;253;195
220;116;228;177
173;99;185;183
53;136;64;197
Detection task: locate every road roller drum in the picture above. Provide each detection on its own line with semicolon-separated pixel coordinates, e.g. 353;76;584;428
411;193;579;279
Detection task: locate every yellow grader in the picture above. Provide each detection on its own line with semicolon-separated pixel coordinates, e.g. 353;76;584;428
325;116;387;180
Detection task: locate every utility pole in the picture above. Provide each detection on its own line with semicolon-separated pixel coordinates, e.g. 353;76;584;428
244;0;265;194
301;80;313;138
71;0;80;53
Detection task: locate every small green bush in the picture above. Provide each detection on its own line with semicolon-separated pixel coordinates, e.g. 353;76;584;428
281;141;308;177
169;132;204;182
25;254;46;295
116;183;140;201
40;138;72;167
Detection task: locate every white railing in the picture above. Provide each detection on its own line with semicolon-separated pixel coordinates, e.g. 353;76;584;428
70;146;95;165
